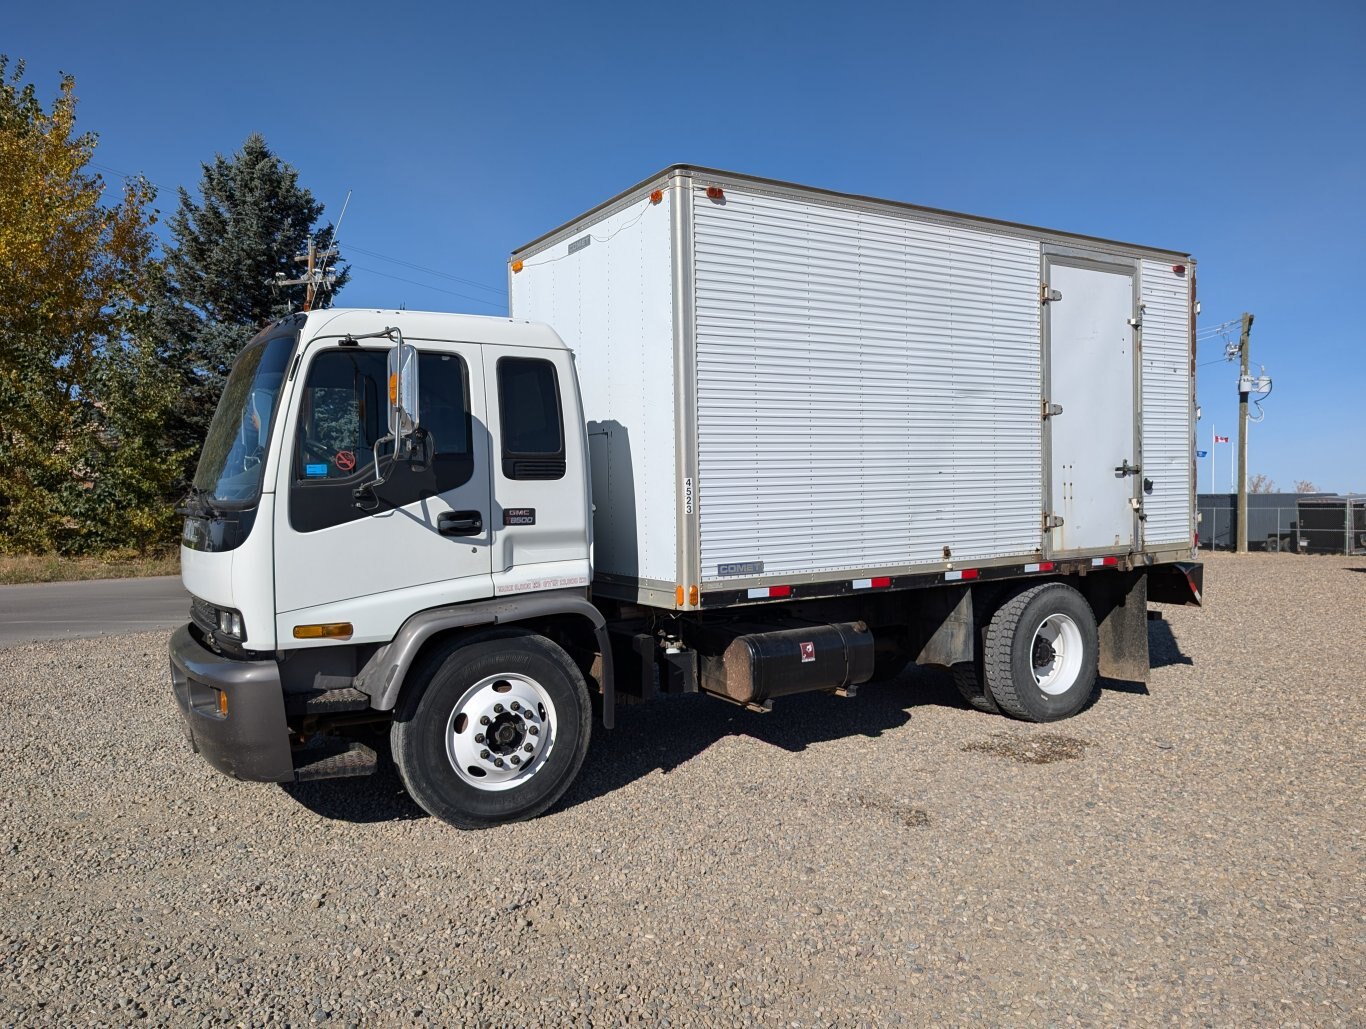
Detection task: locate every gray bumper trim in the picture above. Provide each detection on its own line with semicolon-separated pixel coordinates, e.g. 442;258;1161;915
168;624;294;782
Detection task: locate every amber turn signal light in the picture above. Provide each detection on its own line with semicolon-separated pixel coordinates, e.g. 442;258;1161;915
293;622;354;641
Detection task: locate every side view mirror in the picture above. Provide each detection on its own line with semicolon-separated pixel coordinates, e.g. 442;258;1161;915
387;334;420;453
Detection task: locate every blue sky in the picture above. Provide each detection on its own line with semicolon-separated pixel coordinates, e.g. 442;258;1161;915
11;0;1365;491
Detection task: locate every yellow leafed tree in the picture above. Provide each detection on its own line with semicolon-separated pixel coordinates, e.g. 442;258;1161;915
0;56;158;552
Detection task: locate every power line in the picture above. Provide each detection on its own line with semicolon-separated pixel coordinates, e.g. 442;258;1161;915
345;244;506;296
350;265;506;311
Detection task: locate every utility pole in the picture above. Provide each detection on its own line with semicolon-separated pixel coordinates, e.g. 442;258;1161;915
1235;312;1254;554
277;238;339;311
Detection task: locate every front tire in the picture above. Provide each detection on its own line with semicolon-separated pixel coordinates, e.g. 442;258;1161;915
391;630;592;829
982;583;1098;722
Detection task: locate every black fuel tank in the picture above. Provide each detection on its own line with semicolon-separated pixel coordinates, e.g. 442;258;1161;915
700;621;875;707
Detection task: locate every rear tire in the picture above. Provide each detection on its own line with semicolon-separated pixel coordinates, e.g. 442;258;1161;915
951;662;1001;714
391;630;592;829
982;583;1098;722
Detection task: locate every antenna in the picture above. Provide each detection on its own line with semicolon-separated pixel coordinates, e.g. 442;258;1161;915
313;190;351;307
278;189;350;310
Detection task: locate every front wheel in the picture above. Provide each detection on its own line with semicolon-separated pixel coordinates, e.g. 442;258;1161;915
982;583;1099;722
391;630;592;829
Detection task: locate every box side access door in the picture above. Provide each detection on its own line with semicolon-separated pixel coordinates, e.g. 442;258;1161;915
1044;257;1140;556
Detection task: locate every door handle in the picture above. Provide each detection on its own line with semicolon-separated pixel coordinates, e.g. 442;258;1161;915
439;511;483;536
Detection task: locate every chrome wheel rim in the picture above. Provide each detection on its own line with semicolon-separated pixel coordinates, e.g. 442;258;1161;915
445;673;557;791
1031;613;1084;696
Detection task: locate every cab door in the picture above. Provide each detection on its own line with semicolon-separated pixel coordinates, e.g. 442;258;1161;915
273;339;493;643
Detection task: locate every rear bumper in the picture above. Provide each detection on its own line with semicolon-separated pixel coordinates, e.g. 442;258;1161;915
168;624;294;782
1147;561;1204;606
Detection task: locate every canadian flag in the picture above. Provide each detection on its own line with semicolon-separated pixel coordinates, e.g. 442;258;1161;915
1214;435;1229;443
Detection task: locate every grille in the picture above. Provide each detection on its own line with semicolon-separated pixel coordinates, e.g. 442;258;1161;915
190;597;217;635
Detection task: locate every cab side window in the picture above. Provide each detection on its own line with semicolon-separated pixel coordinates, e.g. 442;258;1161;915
291;348;474;532
497;357;565;480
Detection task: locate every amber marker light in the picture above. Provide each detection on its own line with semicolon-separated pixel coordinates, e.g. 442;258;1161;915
650;189;663;205
293;623;354;640
675;585;685;607
689;585;699;607
217;690;229;717
511;260;524;273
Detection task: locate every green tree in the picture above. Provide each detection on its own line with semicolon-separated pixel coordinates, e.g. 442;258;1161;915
0;56;158;553
162;133;348;421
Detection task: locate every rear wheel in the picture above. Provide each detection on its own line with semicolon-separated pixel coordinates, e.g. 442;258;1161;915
391;630;592;829
950;662;1000;714
982;583;1098;722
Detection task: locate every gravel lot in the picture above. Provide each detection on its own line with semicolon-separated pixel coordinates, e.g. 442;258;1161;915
1;552;1362;1026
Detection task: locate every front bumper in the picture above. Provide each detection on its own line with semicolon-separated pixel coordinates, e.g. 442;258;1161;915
168;624;294;782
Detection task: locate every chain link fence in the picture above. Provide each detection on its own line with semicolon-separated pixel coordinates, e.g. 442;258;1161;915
1197;496;1366;554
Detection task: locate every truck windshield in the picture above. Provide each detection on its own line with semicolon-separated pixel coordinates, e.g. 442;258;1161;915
192;327;297;506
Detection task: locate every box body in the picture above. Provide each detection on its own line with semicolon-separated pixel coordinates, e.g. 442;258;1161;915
511;167;1195;609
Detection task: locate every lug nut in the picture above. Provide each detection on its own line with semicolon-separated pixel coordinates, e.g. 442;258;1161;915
510;701;520;711
480;749;490;759
479;715;490;726
474;734;485;744
528;725;539;736
493;703;504;713
510;755;521;766
493;757;504;768
523;743;534;753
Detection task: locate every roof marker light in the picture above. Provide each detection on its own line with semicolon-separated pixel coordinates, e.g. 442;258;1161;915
511;260;524;273
650;189;664;205
705;185;725;201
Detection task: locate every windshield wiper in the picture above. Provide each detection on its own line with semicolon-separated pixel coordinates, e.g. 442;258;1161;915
177;486;221;519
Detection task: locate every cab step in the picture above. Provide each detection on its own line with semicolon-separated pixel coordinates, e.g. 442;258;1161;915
285;686;372;717
292;739;378;782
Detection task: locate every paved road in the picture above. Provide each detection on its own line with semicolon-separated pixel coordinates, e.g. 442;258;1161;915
0;576;187;646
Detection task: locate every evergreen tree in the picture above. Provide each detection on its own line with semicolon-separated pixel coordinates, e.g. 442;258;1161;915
164;133;348;389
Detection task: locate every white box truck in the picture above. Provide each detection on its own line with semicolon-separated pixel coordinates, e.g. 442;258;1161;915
170;166;1203;829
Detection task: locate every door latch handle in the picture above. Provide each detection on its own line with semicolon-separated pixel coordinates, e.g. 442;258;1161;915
1114;460;1142;478
438;511;483;536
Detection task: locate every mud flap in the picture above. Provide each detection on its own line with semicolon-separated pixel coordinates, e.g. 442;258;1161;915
1082;571;1149;685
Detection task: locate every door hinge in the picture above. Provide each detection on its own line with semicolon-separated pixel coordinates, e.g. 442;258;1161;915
1041;401;1064;419
1043;513;1064;530
1040;283;1062;304
1115;459;1142;478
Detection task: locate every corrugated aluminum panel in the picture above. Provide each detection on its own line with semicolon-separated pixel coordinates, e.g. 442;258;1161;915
1139;261;1193;546
693;186;1043;582
509;192;678;588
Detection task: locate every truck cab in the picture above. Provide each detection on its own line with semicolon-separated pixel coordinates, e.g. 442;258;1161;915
171;309;607;827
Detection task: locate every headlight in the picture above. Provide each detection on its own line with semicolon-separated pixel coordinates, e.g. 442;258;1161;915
216;609;245;640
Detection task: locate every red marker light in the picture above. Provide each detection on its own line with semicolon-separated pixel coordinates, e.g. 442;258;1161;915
706;185;725;201
650;189;663;205
1172;264;1186;275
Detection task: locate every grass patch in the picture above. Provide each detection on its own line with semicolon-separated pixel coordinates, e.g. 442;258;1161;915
0;551;179;585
